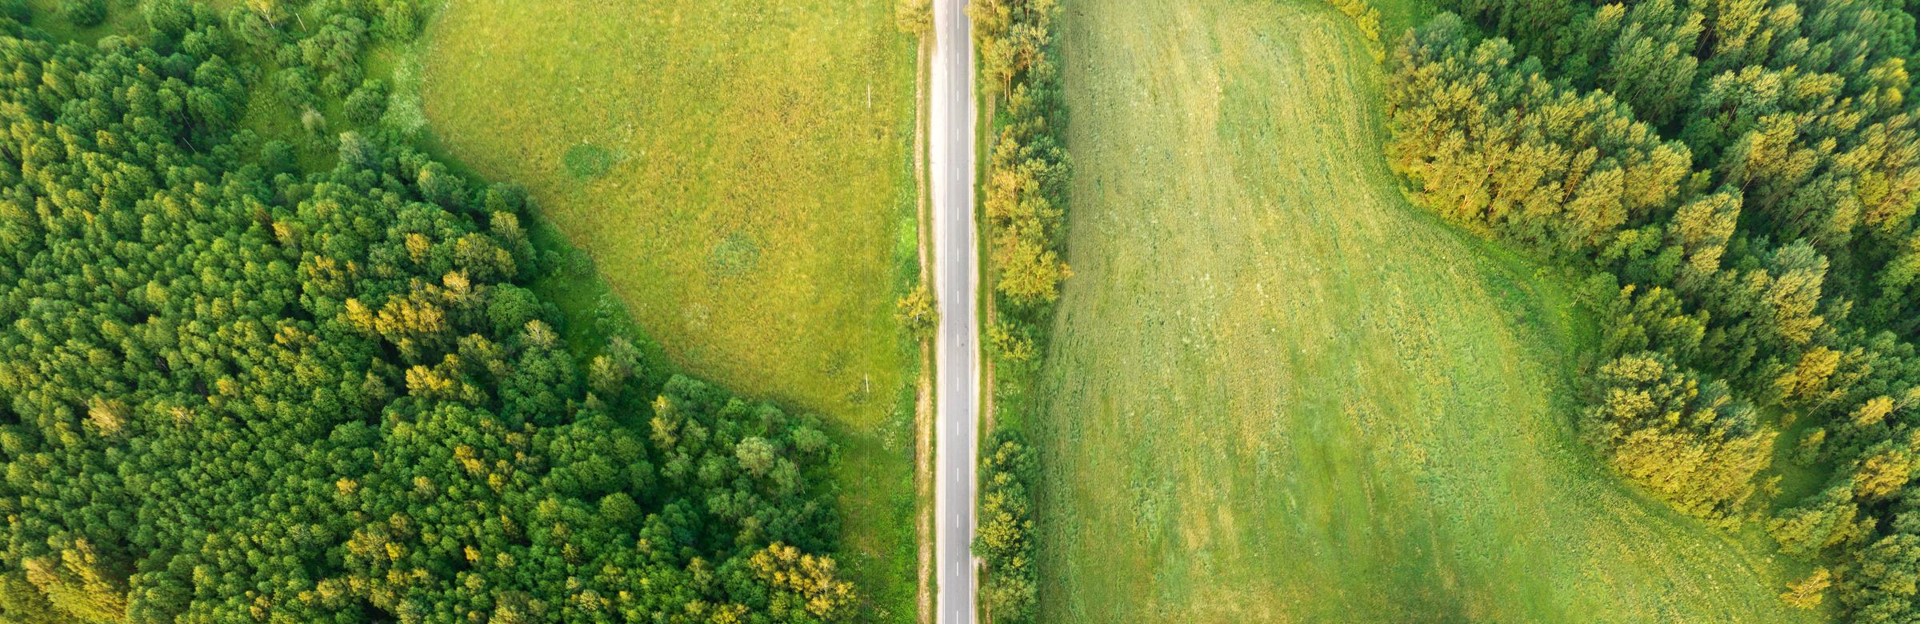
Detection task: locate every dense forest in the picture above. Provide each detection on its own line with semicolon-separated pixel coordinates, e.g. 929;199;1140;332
0;2;859;622
1382;0;1918;618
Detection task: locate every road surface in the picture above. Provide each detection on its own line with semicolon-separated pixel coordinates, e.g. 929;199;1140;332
930;0;979;623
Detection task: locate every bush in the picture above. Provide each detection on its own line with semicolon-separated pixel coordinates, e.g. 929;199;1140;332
1779;567;1831;609
60;0;107;27
897;283;936;339
896;0;931;35
344;79;390;126
988;320;1038;368
1325;0;1384;62
0;0;27;23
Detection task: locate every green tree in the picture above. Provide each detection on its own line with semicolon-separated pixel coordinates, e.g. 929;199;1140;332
1779;567;1831;609
1582;353;1773;521
898;283;938;339
897;0;932;35
60;0;106;27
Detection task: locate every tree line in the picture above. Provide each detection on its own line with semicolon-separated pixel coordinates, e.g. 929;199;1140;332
972;428;1038;623
972;0;1071;314
962;0;1066;621
1383;10;1916;621
0;2;861;622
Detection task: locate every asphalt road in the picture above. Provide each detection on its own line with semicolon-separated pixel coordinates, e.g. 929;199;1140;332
929;0;979;622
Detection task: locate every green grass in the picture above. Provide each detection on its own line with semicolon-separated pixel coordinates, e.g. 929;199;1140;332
1031;0;1825;621
22;0;147;43
418;1;922;621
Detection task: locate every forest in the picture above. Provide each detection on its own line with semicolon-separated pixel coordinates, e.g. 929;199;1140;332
0;2;860;622
1383;0;1918;619
0;0;1916;619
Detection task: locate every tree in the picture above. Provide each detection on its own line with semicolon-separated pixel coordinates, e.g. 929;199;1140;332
1768;484;1872;556
1774;345;1846;408
896;0;932;35
0;10;862;620
245;0;290;28
736;436;777;477
1848;442;1914;501
1761;241;1828;349
1582;352;1772;521
587;337;642;396
749;543;855;620
898;283;937;339
974;428;1038;624
1665;191;1740;292
1779;567;1831;609
1838;528;1918;623
60;0;106;27
344;79;389;126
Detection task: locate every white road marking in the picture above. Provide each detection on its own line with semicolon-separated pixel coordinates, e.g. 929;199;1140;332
935;3;978;623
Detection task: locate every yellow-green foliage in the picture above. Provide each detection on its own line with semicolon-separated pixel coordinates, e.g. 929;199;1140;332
419;0;920;617
1583;353;1774;523
971;0;1072;309
897;283;936;339
982;122;1070;307
896;0;932;34
1385;12;1920;623
1032;0;1824;621
1325;0;1384;61
1780;567;1831;610
973;429;1039;623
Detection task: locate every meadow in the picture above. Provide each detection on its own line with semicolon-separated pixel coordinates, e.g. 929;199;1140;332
1029;0;1828;621
419;1;922;620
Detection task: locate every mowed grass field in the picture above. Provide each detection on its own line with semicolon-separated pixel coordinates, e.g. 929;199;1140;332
419;1;920;620
1032;0;1825;621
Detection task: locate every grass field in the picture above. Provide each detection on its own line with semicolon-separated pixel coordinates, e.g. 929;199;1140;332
419;2;921;620
1030;0;1825;621
21;0;147;42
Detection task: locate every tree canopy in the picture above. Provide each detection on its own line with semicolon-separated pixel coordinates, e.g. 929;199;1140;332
0;3;859;622
1386;10;1918;621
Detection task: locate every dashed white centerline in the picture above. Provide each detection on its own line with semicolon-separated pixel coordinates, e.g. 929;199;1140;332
934;3;978;623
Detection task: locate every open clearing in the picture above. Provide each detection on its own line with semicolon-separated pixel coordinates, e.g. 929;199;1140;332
1032;0;1824;621
420;1;919;619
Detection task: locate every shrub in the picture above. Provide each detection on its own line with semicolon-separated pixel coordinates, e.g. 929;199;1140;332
61;0;107;27
897;283;937;340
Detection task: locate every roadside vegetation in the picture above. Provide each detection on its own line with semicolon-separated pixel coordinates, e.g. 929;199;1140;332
963;0;1068;621
0;2;868;621
1030;0;1843;621
418;0;925;619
